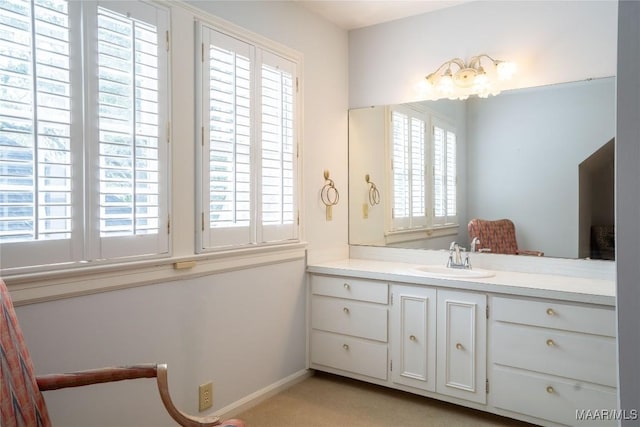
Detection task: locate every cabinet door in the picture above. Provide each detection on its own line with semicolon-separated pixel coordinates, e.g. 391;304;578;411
436;289;487;404
390;285;437;392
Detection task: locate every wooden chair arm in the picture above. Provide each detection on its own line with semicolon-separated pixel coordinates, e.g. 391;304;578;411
36;364;158;391
36;364;245;427
156;364;224;427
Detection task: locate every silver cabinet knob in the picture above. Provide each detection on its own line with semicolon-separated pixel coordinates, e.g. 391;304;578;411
409;335;416;341
342;344;349;350
456;343;463;350
343;307;350;314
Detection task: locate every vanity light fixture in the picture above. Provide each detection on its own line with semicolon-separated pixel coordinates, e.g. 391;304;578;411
424;54;516;100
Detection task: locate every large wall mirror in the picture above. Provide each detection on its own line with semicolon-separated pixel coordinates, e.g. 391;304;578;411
348;77;615;260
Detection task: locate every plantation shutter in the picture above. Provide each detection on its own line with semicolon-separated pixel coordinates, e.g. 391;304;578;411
391;110;409;229
410;115;426;228
200;27;253;248
390;107;426;231
260;51;297;243
446;129;457;218
88;1;169;259
0;0;79;268
198;24;299;251
432;119;457;226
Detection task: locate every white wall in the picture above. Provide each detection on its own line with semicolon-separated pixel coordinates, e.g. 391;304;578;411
13;1;349;425
616;0;640;420
19;261;306;426
349;1;617;107
467;78;615;258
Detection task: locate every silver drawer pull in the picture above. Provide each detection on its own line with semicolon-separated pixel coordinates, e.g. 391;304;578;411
342;344;349;350
546;386;555;394
546;308;555;316
546;339;555;347
409;335;417;341
343;307;350;314
456;343;464;350
343;283;350;290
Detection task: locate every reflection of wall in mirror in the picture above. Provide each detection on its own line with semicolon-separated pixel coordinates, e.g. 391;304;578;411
466;77;615;258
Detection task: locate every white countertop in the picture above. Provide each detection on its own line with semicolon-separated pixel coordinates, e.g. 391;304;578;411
307;258;616;306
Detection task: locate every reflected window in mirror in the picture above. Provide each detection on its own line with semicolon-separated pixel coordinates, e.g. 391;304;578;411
388;105;459;242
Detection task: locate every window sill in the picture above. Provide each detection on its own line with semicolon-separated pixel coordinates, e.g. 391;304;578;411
4;242;307;306
384;225;459;245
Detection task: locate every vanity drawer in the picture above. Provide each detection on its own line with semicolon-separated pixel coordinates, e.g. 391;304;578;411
310;330;388;380
311;296;388;342
492;296;615;337
311;275;388;304
493;322;617;387
492;366;617;426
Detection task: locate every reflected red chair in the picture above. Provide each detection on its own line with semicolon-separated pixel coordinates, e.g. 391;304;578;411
0;278;246;427
468;218;543;256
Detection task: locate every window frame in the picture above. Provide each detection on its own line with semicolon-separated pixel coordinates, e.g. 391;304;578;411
195;20;302;254
0;0;171;274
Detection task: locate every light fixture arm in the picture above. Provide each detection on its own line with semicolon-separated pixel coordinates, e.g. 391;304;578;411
468;53;504;69
425;57;466;81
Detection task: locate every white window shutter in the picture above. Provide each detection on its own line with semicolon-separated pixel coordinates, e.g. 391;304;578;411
88;1;169;260
259;50;297;243
0;0;79;268
200;27;253;249
391;110;409;229
410;115;427;228
198;24;300;251
432;118;457;226
390;107;426;231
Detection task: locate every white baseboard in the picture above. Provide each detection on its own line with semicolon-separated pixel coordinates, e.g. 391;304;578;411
214;369;313;419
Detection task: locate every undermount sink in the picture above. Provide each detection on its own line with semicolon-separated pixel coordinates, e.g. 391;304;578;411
412;265;495;279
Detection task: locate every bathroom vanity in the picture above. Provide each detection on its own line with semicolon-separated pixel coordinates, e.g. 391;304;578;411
307;254;616;427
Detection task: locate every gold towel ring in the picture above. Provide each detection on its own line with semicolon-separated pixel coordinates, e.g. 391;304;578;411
365;174;380;206
321;170;339;207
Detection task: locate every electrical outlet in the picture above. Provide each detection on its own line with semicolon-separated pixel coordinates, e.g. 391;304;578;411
199;382;213;412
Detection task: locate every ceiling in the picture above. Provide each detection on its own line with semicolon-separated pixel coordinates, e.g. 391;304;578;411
296;0;469;30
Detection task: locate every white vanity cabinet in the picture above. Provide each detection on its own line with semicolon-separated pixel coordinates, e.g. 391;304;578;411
490;296;618;426
390;285;437;392
309;275;389;381
389;286;486;403
307;265;617;427
436;289;487;404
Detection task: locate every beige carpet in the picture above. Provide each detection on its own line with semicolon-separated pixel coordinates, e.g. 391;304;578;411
235;372;536;427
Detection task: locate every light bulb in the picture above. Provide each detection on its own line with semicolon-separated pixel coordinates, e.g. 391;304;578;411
472;73;489;93
438;74;454;93
496;61;516;80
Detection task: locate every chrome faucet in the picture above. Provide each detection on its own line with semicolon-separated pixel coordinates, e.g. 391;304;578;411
470;237;480;252
447;241;471;269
